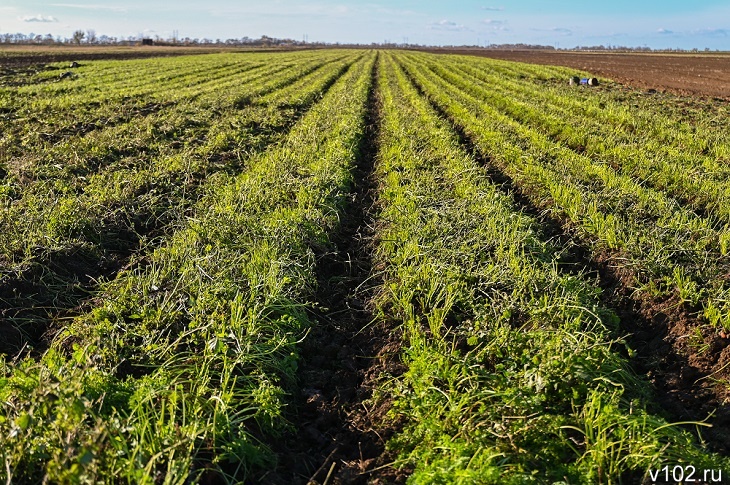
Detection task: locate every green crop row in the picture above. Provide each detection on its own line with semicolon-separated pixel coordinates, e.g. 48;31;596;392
0;51;349;190
1;53;357;263
0;54;257;139
0;50;374;483
0;51;348;168
397;53;730;330
0;52;359;357
428;55;730;225
373;51;727;484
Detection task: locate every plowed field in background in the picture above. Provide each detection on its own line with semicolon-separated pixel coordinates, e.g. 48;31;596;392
426;48;730;98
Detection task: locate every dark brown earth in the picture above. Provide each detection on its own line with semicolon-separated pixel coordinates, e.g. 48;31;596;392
422;48;730;99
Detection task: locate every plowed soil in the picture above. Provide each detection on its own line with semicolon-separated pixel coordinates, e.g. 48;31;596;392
426;48;730;99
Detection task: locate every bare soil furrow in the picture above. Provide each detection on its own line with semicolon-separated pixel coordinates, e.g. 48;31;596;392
261;56;406;485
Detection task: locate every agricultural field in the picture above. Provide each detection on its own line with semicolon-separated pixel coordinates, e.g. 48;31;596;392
1;48;730;484
428;48;730;99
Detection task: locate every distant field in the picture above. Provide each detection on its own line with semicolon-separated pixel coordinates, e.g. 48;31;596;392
1;48;730;484
428;48;730;98
0;44;303;71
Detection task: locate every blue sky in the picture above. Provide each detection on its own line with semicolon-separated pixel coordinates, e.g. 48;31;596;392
2;1;730;49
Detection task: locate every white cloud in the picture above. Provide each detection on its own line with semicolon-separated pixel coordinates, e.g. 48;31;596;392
482;19;509;32
482;6;504;11
430;19;471;32
51;4;127;13
657;28;674;34
209;4;354;18
692;28;729;37
21;15;59;23
530;26;573;36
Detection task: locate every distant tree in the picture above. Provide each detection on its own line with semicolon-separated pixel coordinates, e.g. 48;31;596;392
72;29;85;44
86;29;97;44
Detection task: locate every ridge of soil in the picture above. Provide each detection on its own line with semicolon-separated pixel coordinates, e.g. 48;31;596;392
258;56;407;485
400;62;730;454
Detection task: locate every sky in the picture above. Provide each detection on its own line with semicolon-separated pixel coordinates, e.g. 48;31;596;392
2;0;730;49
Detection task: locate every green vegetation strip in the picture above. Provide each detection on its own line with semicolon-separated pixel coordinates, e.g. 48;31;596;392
0;52;355;267
0;51;347;181
0;51;349;196
398;52;730;330
0;52;359;355
0;53;355;318
432;55;730;225
374;52;728;483
0;51;373;483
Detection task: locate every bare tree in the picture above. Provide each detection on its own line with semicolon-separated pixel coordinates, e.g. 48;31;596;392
72;30;85;44
86;29;97;44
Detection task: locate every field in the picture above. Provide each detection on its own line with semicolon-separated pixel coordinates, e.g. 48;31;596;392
427;48;730;99
1;48;730;484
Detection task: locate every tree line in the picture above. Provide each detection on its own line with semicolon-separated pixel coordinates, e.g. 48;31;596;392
0;30;311;47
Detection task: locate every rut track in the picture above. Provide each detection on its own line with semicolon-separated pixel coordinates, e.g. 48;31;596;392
260;54;407;485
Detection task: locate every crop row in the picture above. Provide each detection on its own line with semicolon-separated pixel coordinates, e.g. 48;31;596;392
373;51;728;483
0;52;358;356
436;56;730;225
397;52;730;331
0;51;348;201
3;48;728;483
0;51;374;483
1;52;355;262
2;51;343;184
